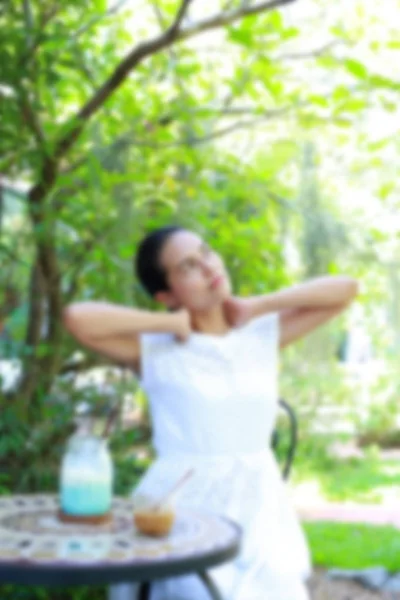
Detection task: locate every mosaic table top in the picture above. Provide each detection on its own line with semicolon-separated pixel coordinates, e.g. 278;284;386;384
0;494;239;568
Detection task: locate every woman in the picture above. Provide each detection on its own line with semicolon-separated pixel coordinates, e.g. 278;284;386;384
64;226;358;600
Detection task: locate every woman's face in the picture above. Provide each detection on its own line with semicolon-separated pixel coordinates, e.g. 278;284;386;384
157;230;231;311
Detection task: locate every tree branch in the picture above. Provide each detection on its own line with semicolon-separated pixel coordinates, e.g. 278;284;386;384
62;101;300;168
28;186;64;360
192;104;290;116
118;102;302;149
168;0;193;35
22;0;34;48
50;0;297;164
274;40;342;62
17;262;46;410
264;186;293;209
176;111;296;146
41;1;131;74
58;355;107;375
0;185;3;238
59;157;87;176
180;0;296;37
24;261;45;350
60;113;173;176
72;0;132;41
38;4;62;28
29;154;58;205
23;5;62;65
18;90;46;149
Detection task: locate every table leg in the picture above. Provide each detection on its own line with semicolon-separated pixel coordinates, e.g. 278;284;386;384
108;583;139;600
138;582;151;600
198;571;224;600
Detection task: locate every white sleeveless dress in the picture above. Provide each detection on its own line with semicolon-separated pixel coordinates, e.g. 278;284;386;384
135;313;311;600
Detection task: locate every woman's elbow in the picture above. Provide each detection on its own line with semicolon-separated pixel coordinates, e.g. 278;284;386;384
62;304;84;337
342;277;359;304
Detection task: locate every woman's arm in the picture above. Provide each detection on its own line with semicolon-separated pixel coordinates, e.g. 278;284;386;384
279;304;352;348
245;276;358;315
224;276;359;348
63;302;190;367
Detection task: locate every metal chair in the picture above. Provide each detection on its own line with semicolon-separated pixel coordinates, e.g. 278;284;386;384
271;399;298;480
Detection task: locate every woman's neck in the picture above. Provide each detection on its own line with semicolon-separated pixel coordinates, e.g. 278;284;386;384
190;305;230;336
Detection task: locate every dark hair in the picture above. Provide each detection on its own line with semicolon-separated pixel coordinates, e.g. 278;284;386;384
135;226;184;297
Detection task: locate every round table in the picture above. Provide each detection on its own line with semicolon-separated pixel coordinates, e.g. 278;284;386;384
0;494;241;600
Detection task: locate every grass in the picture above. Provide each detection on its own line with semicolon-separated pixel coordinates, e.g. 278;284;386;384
0;586;105;600
284;435;400;571
289;437;400;504
289;436;400;572
305;521;400;572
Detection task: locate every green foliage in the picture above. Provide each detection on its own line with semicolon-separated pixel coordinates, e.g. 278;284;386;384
1;4;400;600
281;348;361;438
1;0;304;501
294;438;400;505
355;362;400;447
305;522;400;571
0;584;106;600
0;0;399;559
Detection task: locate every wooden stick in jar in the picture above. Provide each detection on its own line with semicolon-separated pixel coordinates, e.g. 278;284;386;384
151;468;194;512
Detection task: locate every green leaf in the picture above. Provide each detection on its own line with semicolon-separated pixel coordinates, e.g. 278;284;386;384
343;58;370;80
308;95;329;108
370;74;400;91
378;182;395;200
281;26;299;40
227;27;254;47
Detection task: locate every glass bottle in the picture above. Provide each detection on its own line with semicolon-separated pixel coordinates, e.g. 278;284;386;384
60;429;113;516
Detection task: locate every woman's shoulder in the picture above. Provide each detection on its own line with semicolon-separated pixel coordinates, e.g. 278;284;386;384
140;331;175;349
245;311;280;334
239;312;280;352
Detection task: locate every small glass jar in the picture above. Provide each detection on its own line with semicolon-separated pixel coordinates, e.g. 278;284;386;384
60;433;113;516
